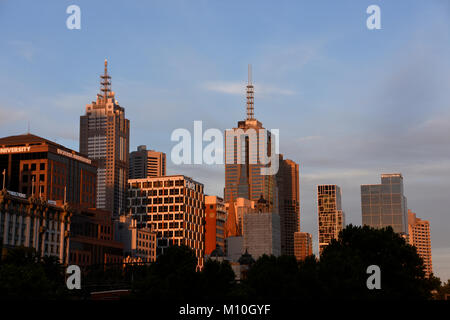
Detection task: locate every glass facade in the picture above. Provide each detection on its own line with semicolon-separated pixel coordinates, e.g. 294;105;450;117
361;173;408;234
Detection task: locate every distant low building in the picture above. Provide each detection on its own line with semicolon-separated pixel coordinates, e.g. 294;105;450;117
69;208;123;268
115;213;156;263
294;231;313;261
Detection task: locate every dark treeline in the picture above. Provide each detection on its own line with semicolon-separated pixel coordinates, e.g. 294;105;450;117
0;225;446;300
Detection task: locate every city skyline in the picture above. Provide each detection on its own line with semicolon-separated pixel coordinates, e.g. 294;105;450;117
1;1;450;280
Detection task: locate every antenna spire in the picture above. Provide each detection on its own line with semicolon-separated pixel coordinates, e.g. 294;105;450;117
246;64;254;120
100;58;111;103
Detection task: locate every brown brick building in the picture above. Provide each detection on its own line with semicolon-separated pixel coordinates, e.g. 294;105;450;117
0;133;97;210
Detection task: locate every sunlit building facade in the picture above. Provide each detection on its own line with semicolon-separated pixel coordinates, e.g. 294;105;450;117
127;175;205;268
317;184;345;255
294;231;313;261
408;210;433;277
205;195;226;255
129;145;166;179
80;60;130;217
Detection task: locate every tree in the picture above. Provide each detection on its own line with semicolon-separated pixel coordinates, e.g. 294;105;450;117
199;259;236;300
131;245;200;300
318;224;438;300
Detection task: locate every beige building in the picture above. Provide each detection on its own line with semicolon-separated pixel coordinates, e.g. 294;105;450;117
294;231;313;261
408;210;432;277
115;213;157;263
129;145;166;179
0;189;71;264
80;59;130;217
127;175;205;268
317;185;345;255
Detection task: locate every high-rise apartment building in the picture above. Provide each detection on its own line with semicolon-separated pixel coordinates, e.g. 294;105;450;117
0;133;97;209
224;66;277;212
205;195;226;255
276;154;300;256
408;210;432;277
129;145;166;179
80;60;130;217
127;175;205;268
294;231;313;261
317;185;345;255
361;173;408;234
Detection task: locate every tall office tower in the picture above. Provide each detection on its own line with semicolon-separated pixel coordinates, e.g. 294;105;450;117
317;185;345;255
127;175;205;268
276;154;300;256
408;210;433;277
294;231;313;261
224;65;277;211
129;145;166;179
80;60;130;217
361;173;408;234
205;195;226;255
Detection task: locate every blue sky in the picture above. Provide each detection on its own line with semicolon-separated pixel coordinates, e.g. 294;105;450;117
1;0;450;280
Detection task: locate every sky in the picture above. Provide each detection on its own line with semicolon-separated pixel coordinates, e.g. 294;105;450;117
1;0;450;280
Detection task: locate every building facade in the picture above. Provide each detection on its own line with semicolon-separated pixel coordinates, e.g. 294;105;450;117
129;145;166;179
361;173;408;234
127;175;205;268
0;189;71;264
276;155;300;256
69;208;124;268
294;231;313;261
317;184;345;255
0;133;97;210
205;195;226;255
80;59;130;217
115;213;156;263
408;210;433;277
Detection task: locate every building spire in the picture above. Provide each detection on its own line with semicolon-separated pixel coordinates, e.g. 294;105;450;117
246;64;254;120
100;59;111;103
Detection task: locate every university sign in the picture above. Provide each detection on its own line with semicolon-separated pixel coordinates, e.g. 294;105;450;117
0;146;31;154
57;148;92;165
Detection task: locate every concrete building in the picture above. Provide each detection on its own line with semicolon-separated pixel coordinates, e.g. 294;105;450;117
69;208;124;268
205;195;226;255
224;66;277;212
276;155;300;256
317;185;345;255
127;175;205;268
294;231;313;261
0;189;71;264
242;197;281;259
115;213;156;263
0;133;97;210
408;210;433;277
80;59;130;217
129;145;166;179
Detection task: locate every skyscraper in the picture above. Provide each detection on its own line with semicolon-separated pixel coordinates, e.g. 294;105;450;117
80;60;130;217
129;145;166;179
224;65;277;211
361;173;408;234
276;154;300;256
317;184;345;255
408;210;433;277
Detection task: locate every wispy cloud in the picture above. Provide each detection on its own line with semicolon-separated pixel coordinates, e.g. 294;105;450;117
9;40;36;62
202;81;296;96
